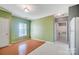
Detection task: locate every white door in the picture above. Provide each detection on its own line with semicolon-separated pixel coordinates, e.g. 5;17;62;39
0;17;9;47
69;17;75;54
75;17;79;55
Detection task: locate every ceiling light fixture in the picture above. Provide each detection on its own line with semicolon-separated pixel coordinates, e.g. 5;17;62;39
24;8;29;12
57;13;62;16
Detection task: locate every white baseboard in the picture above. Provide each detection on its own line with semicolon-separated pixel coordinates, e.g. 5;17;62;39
31;38;53;44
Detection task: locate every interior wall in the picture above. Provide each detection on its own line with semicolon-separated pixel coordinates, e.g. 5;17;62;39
31;16;54;42
11;16;31;43
0;9;11;19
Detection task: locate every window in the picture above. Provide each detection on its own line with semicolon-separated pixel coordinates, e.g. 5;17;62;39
18;23;27;37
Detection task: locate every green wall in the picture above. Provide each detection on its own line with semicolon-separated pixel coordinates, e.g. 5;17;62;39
0;9;11;19
31;16;54;42
0;7;10;13
11;16;31;43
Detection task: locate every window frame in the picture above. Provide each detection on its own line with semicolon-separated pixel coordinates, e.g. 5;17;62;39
18;23;27;37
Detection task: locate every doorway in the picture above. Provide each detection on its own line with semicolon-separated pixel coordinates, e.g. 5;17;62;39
55;16;68;44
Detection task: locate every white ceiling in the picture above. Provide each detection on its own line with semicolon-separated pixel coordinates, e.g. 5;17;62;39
0;4;75;20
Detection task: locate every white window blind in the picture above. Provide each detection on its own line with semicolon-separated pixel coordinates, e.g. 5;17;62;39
18;23;27;37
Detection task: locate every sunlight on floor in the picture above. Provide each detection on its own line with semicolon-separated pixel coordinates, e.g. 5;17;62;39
18;43;27;55
28;41;70;55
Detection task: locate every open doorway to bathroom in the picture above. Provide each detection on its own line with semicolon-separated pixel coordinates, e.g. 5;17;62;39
54;16;68;44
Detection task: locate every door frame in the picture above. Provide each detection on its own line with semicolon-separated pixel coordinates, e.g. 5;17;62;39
0;17;10;47
54;17;68;43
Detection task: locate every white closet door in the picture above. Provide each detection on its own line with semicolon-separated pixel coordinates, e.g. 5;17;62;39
75;17;79;55
0;17;9;47
69;17;75;54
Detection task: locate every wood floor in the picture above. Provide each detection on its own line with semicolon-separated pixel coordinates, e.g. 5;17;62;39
0;40;45;55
